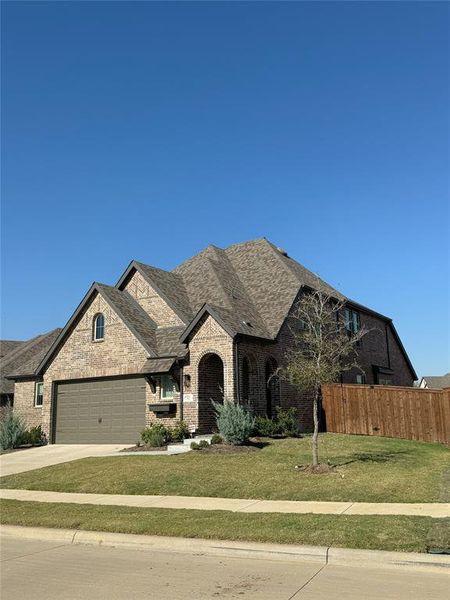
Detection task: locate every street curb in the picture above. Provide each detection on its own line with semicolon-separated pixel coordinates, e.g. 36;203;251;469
1;525;449;572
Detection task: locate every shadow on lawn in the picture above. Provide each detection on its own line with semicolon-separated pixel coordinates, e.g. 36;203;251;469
332;450;411;467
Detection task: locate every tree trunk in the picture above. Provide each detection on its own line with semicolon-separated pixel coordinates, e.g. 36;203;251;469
312;387;320;466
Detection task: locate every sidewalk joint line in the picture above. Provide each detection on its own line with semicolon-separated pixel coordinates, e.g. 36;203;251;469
236;500;261;512
339;502;354;515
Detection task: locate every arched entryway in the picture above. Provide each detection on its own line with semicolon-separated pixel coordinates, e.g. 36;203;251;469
198;353;224;433
265;357;280;419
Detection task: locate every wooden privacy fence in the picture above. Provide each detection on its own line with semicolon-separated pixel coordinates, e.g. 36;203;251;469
321;384;450;445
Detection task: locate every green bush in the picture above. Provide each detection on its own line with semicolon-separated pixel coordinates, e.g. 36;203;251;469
213;400;255;446
0;410;26;450
19;425;45;447
210;433;223;445
141;423;171;447
171;421;190;442
275;406;299;437
29;425;45;445
191;440;209;450
253;416;280;437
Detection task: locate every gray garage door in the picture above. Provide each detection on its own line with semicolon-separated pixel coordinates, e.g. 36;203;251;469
54;378;146;444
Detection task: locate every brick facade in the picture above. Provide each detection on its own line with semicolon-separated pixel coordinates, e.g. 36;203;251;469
11;245;415;440
125;271;183;327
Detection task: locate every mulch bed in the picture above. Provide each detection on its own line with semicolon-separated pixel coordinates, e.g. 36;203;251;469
195;443;260;454
120;444;168;452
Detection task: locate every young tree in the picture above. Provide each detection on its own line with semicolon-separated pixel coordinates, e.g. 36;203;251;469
280;284;369;467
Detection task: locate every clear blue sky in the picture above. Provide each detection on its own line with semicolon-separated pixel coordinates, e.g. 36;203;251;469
1;1;449;377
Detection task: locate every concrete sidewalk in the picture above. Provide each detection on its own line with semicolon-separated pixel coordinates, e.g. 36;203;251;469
1;488;449;517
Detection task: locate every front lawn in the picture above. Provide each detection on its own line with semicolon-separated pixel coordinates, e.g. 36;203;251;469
1;434;448;503
1;499;447;553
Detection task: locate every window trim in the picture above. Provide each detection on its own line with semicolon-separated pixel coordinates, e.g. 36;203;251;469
34;382;44;407
344;307;361;334
160;374;174;400
93;313;105;342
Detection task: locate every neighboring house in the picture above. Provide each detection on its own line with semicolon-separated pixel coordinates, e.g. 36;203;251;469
418;373;450;389
0;330;62;408
7;239;416;443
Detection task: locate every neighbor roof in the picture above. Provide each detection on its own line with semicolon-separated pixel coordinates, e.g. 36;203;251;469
1;329;62;393
420;373;450;389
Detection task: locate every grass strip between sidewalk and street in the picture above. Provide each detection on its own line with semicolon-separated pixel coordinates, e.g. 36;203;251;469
1;499;449;553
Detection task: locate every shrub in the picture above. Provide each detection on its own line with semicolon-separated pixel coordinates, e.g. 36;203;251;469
210;433;223;445
141;423;171;447
171;421;190;443
190;441;200;450
198;439;209;449
253;416;280;437
0;410;26;450
275;406;299;437
213;400;255;446
20;425;45;446
29;425;46;445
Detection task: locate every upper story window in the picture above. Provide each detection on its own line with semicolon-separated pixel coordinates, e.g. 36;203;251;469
356;374;366;384
34;382;44;407
160;374;174;399
93;313;105;341
344;308;361;334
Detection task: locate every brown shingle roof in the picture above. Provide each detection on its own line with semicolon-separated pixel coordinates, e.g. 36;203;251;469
420;373;450;389
96;284;158;356
1;329;62;393
0;340;26;359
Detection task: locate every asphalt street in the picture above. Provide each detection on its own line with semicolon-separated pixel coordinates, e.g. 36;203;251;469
1;535;448;600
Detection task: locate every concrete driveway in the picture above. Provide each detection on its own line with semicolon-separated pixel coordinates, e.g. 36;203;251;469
0;444;124;477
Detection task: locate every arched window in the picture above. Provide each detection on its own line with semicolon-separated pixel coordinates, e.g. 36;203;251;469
93;313;105;341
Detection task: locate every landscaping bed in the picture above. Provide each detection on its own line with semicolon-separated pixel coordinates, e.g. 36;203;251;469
1;499;447;553
120;444;168;453
1;434;448;503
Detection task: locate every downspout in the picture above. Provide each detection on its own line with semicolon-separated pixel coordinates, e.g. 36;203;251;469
385;324;391;369
179;362;184;422
234;339;240;403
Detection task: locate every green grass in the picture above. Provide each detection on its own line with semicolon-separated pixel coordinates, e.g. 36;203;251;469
2;499;448;553
1;434;448;503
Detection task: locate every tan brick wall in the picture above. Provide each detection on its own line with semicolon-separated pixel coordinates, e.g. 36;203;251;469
124;271;184;327
13;380;43;430
40;291;150;437
182;314;235;433
14;279;414;441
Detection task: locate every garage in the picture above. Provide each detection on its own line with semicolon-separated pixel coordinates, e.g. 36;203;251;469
54;377;147;444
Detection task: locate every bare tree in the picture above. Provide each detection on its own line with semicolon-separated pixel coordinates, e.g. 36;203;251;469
279;284;369;467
